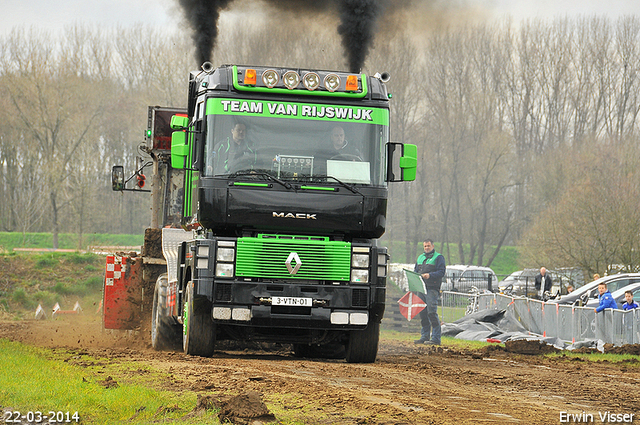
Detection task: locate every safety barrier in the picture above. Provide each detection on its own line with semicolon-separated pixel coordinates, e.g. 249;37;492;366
439;290;473;323
472;293;640;345
388;266;639;344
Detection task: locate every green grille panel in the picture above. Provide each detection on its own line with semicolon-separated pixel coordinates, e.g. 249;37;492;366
236;235;351;281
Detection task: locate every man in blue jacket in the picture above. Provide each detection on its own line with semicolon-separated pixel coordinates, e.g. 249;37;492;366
413;239;446;345
594;282;618;313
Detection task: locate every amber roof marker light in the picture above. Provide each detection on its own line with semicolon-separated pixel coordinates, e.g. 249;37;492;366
244;69;257;85
346;75;359;91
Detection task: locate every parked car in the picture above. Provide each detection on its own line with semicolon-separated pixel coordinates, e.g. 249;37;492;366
549;273;640;306
444;265;498;293
499;268;584;298
585;281;640;309
498;269;539;297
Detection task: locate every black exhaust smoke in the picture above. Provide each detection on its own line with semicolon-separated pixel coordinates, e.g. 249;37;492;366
262;0;383;72
178;0;386;71
337;0;381;73
178;0;233;65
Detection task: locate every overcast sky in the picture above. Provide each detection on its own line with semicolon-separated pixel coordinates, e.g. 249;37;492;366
1;0;639;36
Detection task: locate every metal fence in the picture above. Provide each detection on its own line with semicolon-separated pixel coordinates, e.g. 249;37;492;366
388;264;638;344
462;293;640;345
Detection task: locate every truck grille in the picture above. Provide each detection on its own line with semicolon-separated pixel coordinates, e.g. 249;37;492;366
236;234;351;281
352;288;368;307
215;283;232;302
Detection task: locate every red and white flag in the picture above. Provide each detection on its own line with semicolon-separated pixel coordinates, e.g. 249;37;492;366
398;291;426;321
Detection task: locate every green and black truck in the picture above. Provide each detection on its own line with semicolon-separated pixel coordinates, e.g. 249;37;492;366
106;63;417;363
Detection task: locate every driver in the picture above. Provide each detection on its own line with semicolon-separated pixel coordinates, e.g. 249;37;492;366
328;126;361;158
211;123;257;174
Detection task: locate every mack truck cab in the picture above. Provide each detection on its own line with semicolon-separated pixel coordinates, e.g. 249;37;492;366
109;63;417;363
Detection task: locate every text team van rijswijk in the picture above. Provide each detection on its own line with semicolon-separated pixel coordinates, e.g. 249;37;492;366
219;100;376;121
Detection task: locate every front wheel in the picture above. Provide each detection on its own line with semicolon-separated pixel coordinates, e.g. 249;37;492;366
345;321;380;363
151;274;181;351
183;281;215;357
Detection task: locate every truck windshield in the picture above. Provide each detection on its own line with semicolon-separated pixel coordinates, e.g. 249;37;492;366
204;101;388;186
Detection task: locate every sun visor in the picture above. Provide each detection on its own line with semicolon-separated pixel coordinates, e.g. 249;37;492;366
327;160;371;184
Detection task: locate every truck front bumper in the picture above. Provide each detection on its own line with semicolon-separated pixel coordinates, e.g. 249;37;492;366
201;280;384;329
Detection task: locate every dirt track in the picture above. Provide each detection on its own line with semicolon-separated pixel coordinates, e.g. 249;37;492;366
1;318;639;425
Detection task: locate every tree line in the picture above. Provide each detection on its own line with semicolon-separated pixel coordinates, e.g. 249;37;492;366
1;17;640;275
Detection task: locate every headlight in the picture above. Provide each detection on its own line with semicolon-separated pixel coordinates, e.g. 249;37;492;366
352;254;369;268
324;73;341;92
262;69;279;88
197;245;210;269
197;258;209;269
217;247;235;262
283;71;300;89
216;263;234;277
377;253;387;277
303;72;320;90
351;269;369;283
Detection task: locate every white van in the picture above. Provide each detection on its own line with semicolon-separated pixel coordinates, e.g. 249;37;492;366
444;265;498;293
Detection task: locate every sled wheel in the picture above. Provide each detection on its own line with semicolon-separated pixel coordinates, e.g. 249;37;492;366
183;281;215;357
345;321;380;363
151;274;181;351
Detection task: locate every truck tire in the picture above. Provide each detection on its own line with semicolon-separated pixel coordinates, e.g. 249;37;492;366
183;281;215;357
345;321;380;363
151;274;181;351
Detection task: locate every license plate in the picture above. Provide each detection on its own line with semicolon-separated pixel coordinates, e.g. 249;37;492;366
272;296;312;307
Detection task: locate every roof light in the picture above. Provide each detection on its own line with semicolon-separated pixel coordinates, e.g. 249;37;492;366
346;75;359;91
244;69;257;85
324;74;341;92
283;71;300;90
303;72;320;91
262;69;279;88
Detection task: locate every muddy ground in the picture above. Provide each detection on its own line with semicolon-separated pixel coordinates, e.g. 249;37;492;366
1;318;639;425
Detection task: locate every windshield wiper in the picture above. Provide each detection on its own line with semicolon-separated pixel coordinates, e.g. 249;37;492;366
304;175;362;195
229;170;293;190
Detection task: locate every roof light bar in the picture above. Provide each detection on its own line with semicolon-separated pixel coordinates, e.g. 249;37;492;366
232;66;369;98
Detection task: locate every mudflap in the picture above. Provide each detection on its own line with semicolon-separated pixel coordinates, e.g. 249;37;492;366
103;255;143;330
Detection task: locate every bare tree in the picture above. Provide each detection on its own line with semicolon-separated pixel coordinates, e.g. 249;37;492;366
521;138;640;274
0;28;104;248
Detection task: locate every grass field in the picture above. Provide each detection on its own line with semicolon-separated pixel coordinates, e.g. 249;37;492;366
0;339;219;424
0;252;106;319
0;232;143;252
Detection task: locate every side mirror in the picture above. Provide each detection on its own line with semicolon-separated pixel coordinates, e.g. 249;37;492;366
387;143;417;182
111;165;124;191
399;144;417;181
171;114;189;130
171;131;188;169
